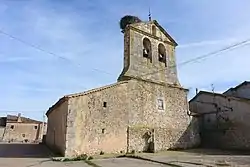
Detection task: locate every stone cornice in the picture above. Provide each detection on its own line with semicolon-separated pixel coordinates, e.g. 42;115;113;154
129;26;175;47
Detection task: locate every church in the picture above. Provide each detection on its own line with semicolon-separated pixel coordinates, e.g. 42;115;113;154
45;17;200;157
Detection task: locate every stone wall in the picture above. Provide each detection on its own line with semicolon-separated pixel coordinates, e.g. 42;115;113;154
127;126;154;153
0;127;5;140
46;99;68;155
128;80;189;128
155;120;200;151
127;80;200;152
65;82;129;157
2;122;45;142
62;79;200;157
190;92;250;150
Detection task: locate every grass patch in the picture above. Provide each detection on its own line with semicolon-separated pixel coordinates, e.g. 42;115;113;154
92;153;124;160
52;154;93;162
52;154;101;167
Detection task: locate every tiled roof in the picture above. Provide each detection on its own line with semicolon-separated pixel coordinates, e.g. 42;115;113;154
6;115;45;124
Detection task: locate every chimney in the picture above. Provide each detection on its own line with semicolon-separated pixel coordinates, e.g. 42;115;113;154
17;113;22;122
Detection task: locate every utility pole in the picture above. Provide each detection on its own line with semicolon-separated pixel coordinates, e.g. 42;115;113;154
40;111;45;141
211;84;215;93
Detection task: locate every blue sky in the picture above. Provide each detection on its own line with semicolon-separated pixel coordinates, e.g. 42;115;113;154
0;0;250;121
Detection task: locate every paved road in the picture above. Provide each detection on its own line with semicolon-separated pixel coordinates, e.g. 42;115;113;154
93;158;165;167
0;143;52;158
0;144;250;167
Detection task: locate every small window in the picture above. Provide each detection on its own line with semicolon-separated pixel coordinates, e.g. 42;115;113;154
152;25;156;36
10;125;14;129
22;134;25;137
34;126;38;129
157;99;164;110
102;128;105;134
103;102;107;107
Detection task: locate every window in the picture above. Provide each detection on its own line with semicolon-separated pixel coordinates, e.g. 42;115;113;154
102;128;105;134
22;134;25;137
103;102;107;108
34;126;38;129
10;125;14;129
152;25;156;36
158;43;166;65
143;38;152;62
157;99;164;110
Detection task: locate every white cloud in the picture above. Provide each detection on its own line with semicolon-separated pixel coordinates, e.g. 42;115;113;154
178;38;240;48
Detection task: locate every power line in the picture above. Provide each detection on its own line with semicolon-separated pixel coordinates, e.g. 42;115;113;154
178;38;250;67
1;27;250;96
137;38;250;96
140;38;250;78
0;29;114;76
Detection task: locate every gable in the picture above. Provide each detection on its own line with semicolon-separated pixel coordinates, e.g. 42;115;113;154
130;20;178;46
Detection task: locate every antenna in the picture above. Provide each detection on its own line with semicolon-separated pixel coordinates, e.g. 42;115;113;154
211;84;215;93
148;7;152;21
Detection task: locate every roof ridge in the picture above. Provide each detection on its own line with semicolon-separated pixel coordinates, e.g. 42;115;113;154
66;81;128;98
46;81;129;116
190;90;250;103
128;20;178;46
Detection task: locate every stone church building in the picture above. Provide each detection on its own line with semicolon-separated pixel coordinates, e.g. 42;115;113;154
46;19;200;157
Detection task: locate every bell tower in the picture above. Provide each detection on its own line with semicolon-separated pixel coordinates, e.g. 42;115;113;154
118;20;180;86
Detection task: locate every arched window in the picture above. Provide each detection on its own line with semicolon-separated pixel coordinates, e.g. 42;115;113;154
152;25;156;36
143;38;152;61
158;43;166;63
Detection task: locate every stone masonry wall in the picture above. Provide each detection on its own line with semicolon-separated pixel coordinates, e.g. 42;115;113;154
127;80;200;151
155;119;200;151
0;127;4;140
66;82;129;157
128;126;154;153
46;99;68;155
63;79;200;157
3;122;45;143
